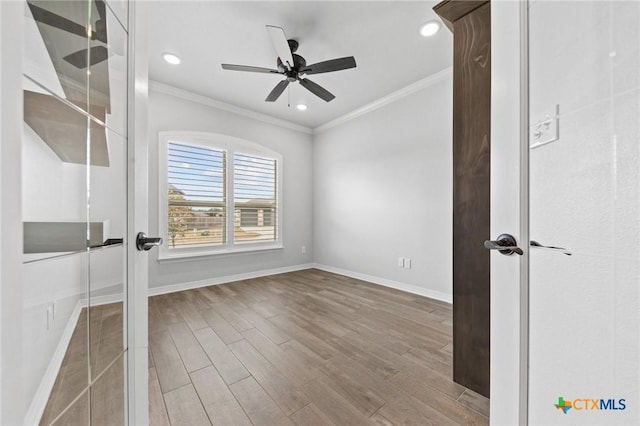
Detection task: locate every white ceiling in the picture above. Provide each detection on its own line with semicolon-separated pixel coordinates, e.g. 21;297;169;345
148;1;452;129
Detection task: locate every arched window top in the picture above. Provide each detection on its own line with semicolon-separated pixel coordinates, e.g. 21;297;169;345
159;131;282;160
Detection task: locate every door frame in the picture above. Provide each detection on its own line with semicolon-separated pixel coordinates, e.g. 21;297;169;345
0;1;25;424
126;1;150;424
489;1;530;425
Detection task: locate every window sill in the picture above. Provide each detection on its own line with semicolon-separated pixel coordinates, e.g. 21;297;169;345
157;243;284;263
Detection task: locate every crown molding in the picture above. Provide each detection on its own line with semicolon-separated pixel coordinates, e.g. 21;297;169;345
314;66;453;134
149;80;314;135
150;67;452;137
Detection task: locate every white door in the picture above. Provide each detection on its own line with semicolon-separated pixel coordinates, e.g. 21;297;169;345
16;0;149;424
526;1;639;424
490;1;639;425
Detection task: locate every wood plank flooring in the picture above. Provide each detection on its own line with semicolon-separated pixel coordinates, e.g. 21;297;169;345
43;269;489;425
149;269;489;425
41;303;125;426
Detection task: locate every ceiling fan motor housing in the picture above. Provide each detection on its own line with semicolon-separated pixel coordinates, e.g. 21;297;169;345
278;53;307;81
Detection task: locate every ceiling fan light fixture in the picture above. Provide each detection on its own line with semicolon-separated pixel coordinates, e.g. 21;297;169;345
296;104;308;111
418;20;440;37
162;53;181;65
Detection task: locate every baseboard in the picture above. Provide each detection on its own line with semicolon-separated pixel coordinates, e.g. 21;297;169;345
59;264;318;310
24;300;83;426
79;292;125;308
312;263;452;304
148;263;316;297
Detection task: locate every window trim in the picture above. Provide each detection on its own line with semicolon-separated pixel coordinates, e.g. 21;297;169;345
158;131;283;260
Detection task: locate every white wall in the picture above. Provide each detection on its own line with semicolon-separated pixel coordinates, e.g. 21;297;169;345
527;1;639;424
313;72;453;302
147;87;314;289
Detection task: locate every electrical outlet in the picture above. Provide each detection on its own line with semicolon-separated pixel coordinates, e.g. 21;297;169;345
301;246;306;254
398;257;405;268
405;258;412;269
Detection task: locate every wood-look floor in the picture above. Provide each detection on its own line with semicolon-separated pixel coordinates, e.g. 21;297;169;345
43;269;489;425
41;303;125;426
148;269;489;425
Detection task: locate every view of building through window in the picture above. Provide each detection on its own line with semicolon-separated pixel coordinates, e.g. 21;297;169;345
233;153;278;243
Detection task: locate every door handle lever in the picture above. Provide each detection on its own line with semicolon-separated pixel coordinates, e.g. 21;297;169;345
484;233;523;256
530;240;572;256
136;232;163;251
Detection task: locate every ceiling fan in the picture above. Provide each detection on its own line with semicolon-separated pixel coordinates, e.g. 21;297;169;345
27;0;110;69
222;25;357;103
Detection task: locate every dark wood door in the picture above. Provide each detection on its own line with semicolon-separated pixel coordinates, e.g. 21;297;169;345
434;0;491;398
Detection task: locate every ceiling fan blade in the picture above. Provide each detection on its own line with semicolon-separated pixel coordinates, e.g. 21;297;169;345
265;80;290;102
95;0;107;21
266;25;295;70
221;64;282;74
299;78;335;102
28;2;93;39
93;0;108;43
300;56;357;75
63;45;110;69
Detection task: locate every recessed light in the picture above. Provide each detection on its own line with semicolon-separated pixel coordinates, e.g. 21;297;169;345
296;104;308;111
162;53;181;65
418;21;440;37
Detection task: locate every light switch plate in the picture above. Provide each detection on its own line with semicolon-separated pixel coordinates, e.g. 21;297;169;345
530;104;559;149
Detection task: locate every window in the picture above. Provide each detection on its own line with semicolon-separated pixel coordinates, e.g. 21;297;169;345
159;132;281;259
233;153;278;243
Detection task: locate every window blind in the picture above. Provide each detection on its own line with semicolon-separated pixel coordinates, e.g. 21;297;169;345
233;153;277;243
167;142;226;248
